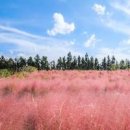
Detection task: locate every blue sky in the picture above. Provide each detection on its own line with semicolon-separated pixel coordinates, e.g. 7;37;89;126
0;0;130;60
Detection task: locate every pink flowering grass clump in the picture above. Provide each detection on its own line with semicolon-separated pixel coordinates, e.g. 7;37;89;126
0;70;130;130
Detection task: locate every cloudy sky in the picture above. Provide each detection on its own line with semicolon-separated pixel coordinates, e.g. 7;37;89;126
0;0;130;60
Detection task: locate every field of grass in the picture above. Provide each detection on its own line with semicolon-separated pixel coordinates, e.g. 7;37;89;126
0;70;130;130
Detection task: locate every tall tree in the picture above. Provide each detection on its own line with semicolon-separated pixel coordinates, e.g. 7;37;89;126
34;54;41;70
0;56;6;69
111;56;116;70
71;56;77;69
81;57;86;70
120;60;125;70
66;52;72;69
94;58;99;70
77;56;81;70
125;59;130;69
106;55;111;70
50;60;56;70
18;57;26;69
62;56;66;70
56;57;63;70
41;56;49;70
14;58;19;71
90;56;94;70
27;56;35;67
7;58;15;71
115;61;119;70
102;57;107;70
85;53;89;70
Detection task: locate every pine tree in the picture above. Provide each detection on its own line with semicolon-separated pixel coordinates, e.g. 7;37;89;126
66;52;72;69
71;56;77;69
115;61;119;70
90;56;94;70
41;56;49;70
50;60;56;70
77;56;81;69
56;57;63;70
18;57;26;69
1;52;130;71
80;57;85;70
62;56;66;70
27;57;35;67
106;55;111;70
7;58;15;71
0;56;6;69
34;54;41;70
120;60;125;69
102;57;107;70
94;58;99;70
85;53;89;70
111;56;116;70
125;59;130;69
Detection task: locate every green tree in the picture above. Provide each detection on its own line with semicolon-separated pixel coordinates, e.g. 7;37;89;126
90;56;94;70
125;59;130;69
85;53;89;70
106;55;111;70
14;58;18;71
110;56;116;70
56;57;63;70
41;56;49;70
18;57;26;69
66;52;72;69
7;58;15;71
27;57;35;67
62;56;66;70
102;57;107;70
71;56;77;69
0;56;6;69
115;61;119;70
81;57;86;70
120;60;125;69
50;60;56;70
77;56;81;69
34;54;41;70
94;58;99;70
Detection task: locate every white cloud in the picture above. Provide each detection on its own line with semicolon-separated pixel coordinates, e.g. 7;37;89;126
84;34;97;48
96;47;130;61
92;4;106;15
96;0;130;37
0;25;43;39
96;37;130;61
101;15;130;36
0;25;81;60
47;13;75;36
120;39;130;45
111;1;130;16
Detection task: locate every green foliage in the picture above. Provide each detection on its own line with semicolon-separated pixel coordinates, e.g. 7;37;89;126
34;54;41;70
21;66;38;73
111;64;116;70
0;69;13;77
0;52;130;72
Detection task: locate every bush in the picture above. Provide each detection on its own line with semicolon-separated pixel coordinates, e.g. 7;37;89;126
0;69;13;77
21;66;38;73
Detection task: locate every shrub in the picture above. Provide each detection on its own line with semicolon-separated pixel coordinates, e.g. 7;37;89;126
21;66;38;73
0;69;12;77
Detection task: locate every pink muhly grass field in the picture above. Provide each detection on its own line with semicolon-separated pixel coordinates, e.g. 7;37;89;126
0;70;130;130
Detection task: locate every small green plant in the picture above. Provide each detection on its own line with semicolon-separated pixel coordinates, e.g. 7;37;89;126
21;66;38;73
0;69;13;77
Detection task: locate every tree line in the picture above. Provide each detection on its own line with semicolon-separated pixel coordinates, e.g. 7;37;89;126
0;52;130;71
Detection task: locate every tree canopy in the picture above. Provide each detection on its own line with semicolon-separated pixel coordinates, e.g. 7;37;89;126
0;52;130;71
